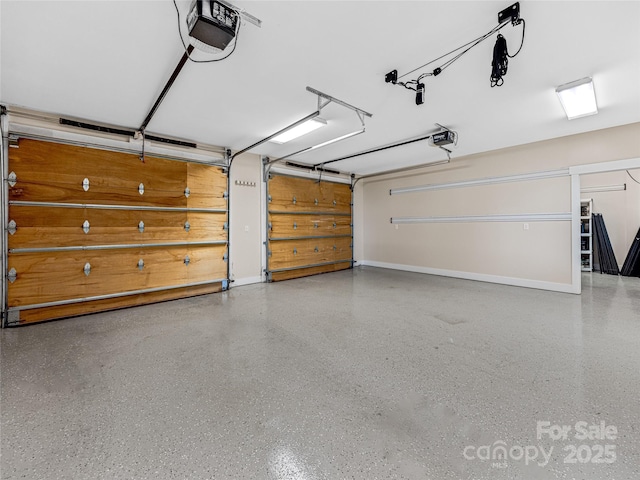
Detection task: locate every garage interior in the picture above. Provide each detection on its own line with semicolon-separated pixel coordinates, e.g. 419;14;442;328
1;1;640;479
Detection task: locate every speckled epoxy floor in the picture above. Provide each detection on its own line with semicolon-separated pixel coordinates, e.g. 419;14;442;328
1;267;639;480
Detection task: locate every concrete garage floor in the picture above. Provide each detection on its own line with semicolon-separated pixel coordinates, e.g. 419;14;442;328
1;267;639;480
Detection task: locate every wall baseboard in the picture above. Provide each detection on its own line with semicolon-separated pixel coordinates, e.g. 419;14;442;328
360;260;579;294
231;276;264;287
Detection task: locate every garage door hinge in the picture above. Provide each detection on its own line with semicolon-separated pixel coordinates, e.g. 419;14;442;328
223;252;228;263
137;259;144;271
7;268;17;283
138;221;145;233
184;221;191;232
7;171;17;187
7;220;17;235
267;250;272;257
84;263;91;276
293;222;297;230
8;135;19;148
83;178;90;191
184;255;190;266
82;220;90;234
184;187;191;198
223;191;228;199
223;222;229;231
292;196;297;204
268;195;272;202
138;183;145;195
268;222;272;230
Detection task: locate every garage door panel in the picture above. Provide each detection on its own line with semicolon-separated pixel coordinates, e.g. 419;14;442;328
15;282;224;325
187;163;228;210
9;139;188;207
269;213;351;238
5;137;228;325
186;212;228;242
268;237;352;270
186;245;228;283
7;248;190;307
270;262;351;281
7;206;192;248
268;175;351;214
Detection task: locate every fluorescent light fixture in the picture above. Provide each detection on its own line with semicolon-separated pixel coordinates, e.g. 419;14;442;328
270;117;327;144
556;77;598;120
268;129;365;164
581;184;626;193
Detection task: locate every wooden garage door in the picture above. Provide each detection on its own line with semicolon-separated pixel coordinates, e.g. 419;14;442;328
267;173;352;281
5;138;228;325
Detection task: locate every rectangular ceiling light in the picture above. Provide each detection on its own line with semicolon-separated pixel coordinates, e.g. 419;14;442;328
555;77;598;120
270;117;327;144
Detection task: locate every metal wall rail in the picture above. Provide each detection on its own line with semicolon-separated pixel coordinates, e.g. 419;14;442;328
9;201;227;214
1;108;8;325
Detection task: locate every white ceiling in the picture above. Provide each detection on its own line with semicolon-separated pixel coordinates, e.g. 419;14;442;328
2;1;639;175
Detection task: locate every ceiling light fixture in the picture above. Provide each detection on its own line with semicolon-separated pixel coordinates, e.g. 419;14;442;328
556;77;598;120
270;117;327;144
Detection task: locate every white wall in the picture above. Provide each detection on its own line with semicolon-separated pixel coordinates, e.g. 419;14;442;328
229;153;263;286
355;122;640;291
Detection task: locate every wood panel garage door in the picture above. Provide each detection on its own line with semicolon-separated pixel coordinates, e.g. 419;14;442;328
267;174;352;281
5;138;228;325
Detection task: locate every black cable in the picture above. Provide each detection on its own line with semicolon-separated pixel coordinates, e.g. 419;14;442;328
491;19;526;87
490;34;508;87
507;19;526;58
173;0;241;63
397;22;506;81
627;170;640;185
438;23;507;74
